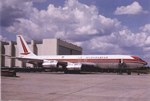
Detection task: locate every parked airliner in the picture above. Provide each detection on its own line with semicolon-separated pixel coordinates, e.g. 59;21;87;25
14;35;148;73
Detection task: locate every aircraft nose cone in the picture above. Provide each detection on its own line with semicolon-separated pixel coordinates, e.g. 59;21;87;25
144;61;148;65
142;60;148;65
140;59;148;65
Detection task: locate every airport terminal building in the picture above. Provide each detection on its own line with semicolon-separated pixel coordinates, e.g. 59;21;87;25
0;38;82;67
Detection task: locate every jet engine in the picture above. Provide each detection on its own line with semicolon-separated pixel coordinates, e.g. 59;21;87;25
42;60;58;68
66;62;82;71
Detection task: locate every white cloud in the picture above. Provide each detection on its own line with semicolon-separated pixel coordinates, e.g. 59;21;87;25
140;24;150;33
6;0;121;41
78;27;150;56
114;1;147;15
81;37;127;54
145;36;150;45
139;24;150;46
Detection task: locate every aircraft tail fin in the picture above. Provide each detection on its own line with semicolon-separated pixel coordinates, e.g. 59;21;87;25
17;35;36;57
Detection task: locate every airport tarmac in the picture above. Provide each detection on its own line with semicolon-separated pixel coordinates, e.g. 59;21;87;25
1;72;150;101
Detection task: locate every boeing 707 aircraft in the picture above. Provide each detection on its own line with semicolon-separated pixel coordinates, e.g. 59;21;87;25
13;35;147;73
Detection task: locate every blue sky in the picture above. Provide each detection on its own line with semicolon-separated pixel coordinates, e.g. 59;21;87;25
0;0;150;64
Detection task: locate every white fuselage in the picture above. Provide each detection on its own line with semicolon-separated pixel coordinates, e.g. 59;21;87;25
21;55;147;69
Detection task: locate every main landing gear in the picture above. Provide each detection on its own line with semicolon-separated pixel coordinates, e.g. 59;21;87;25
118;59;131;75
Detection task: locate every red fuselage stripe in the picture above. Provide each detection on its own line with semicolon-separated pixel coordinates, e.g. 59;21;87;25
46;58;146;64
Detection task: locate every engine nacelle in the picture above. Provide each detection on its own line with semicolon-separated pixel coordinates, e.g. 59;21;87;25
66;62;82;71
42;60;58;68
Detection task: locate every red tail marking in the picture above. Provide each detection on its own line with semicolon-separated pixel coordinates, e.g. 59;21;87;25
18;36;30;55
